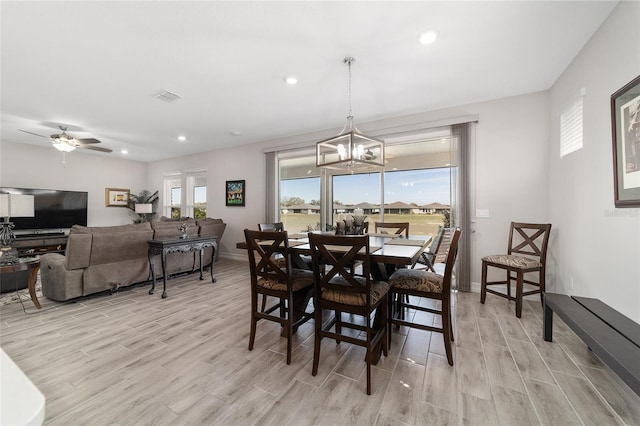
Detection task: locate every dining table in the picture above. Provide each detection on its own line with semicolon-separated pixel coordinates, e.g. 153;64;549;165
237;231;431;279
277;232;431;280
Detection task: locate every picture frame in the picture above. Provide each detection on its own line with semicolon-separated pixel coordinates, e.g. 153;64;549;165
105;188;130;207
611;75;640;207
226;180;245;207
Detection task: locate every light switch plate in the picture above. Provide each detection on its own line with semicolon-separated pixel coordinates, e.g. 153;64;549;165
476;209;490;218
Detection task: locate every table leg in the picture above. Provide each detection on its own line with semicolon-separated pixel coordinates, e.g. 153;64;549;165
28;265;41;309
199;249;204;280
161;252;168;299
148;252;156;295
210;245;216;283
543;300;553;342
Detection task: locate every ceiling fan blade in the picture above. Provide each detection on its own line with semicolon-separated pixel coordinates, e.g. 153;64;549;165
76;138;101;145
79;145;112;153
18;129;47;138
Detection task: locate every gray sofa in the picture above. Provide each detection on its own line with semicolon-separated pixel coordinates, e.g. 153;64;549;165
40;218;226;301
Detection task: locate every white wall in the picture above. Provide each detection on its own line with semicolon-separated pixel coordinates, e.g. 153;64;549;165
548;1;640;321
0;141;147;226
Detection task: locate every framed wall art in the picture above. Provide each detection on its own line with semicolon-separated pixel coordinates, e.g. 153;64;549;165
105;188;130;207
611;75;640;207
226;180;245;207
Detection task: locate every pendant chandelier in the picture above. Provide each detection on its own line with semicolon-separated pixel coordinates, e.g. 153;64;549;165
316;57;384;170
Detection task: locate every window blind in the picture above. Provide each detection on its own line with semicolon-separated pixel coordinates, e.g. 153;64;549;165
560;88;586;157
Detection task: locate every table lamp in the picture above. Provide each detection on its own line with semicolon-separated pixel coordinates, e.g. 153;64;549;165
0;194;35;262
134;203;153;222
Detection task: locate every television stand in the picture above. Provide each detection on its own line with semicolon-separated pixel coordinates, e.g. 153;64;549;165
12;234;68;257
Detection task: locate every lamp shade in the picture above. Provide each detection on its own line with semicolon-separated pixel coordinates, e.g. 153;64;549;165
0;194;35;218
135;203;153;214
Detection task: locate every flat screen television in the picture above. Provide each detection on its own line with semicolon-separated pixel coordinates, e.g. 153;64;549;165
0;187;88;234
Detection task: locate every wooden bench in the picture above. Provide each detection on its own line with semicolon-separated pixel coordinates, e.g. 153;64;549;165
543;293;640;397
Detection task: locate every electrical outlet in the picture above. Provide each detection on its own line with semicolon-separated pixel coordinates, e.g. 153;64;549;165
476;209;490;218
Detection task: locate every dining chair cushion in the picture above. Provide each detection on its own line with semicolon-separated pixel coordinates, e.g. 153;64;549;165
482;254;541;269
389;269;443;294
322;277;390;306
257;268;315;291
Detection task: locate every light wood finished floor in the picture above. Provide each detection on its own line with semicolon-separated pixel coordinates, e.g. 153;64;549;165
1;258;639;425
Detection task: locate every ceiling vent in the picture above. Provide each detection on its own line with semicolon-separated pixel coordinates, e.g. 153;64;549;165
153;90;182;102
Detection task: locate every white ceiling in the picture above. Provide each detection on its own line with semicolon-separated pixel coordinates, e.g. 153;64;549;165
1;1;617;162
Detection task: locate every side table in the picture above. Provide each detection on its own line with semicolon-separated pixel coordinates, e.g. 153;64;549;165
147;236;217;299
0;257;41;309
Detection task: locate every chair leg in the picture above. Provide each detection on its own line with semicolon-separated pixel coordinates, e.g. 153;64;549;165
249;295;258;351
382;297;389;357
261;294;267;312
539;270;546;307
442;300;454;366
312;306;322;376
506;270;512;299
387;290;393;349
480;261;487;303
515;272;523;318
286;297;293;365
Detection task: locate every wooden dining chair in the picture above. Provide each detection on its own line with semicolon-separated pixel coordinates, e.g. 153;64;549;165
480;222;552;318
258;222;284;232
388;228;461;366
244;229;314;364
308;233;390;395
413;227;453;274
374;222;409;238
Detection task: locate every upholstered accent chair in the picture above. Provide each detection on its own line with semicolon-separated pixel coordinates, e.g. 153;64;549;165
308;233;389;395
244;229;314;364
388;228;461;366
480;222;552;318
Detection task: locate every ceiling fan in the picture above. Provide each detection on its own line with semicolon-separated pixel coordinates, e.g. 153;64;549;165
18;126;113;153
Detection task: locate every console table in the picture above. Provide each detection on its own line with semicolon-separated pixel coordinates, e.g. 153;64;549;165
0;257;41;309
147;236;217;299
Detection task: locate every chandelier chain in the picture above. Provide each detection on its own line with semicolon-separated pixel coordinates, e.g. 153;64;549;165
344;57;354;118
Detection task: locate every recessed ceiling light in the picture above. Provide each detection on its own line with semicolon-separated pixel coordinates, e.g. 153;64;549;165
284;76;298;85
121;149;128;154
418;30;438;45
178;136;186;142
230;131;242;136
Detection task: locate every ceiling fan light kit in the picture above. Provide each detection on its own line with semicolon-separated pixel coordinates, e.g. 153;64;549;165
19;125;113;154
316;57;384;170
52;141;76;152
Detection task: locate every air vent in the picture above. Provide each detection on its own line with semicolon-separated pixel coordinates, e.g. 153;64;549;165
153;90;182;102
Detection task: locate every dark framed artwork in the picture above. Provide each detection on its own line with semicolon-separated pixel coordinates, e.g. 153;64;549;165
105;188;130;207
611;75;640;207
226;180;245;207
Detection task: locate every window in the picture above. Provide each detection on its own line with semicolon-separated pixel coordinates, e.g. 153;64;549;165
275;133;453;235
560;88;586;157
279;156;320;232
163;174;182;218
186;171;206;219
